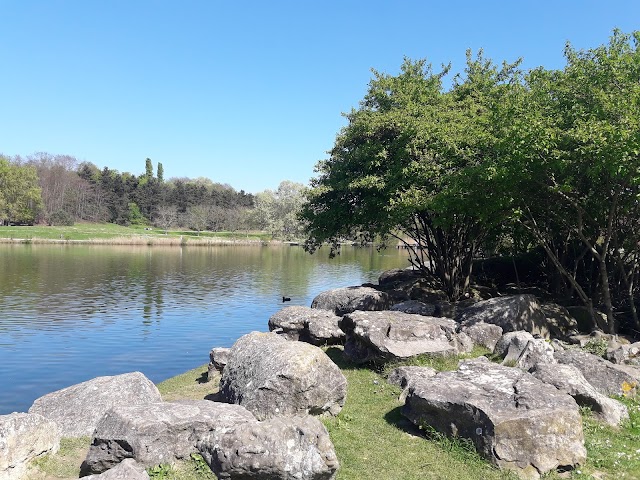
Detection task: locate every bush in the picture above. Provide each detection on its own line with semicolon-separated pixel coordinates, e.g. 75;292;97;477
48;210;75;226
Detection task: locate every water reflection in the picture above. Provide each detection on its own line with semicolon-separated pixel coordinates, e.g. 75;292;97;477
0;244;407;413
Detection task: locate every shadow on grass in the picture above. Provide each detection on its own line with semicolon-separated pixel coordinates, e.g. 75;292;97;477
196;371;209;384
324;346;388;372
383;405;424;437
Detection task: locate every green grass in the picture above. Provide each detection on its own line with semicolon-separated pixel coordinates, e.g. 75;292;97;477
321;347;515;480
28;437;91;479
0;222;271;243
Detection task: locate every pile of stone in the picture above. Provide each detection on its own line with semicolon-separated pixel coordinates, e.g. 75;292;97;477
4;267;640;480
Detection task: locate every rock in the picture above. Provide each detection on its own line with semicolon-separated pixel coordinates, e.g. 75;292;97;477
459;323;503;351
387;366;438;389
540;303;578;339
83;458;150;480
378;268;422;287
554;349;640;396
198;415;339;480
403;359;586;478
0;412;60;480
494;331;535;360
606;341;640;366
80;400;255;475
268;306;345;345
567;331;617;348
340;311;472;364
387;366;437;402
311;286;390;315
531;363;629;427
513;339;556;372
389;300;436;316
208;347;231;381
457;295;550;338
29;372;162;437
219;332;347;420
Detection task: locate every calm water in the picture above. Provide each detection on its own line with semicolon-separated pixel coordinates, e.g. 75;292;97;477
0;243;407;414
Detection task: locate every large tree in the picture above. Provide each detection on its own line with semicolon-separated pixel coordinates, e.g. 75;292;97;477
497;30;640;333
302;54;518;300
0;156;43;225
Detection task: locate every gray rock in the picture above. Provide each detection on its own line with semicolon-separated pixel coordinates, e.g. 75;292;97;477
208;347;231;381
80;400;255;475
457;295;550;338
84;459;150;480
198;415;339;480
514;339;556;372
340;311;471;364
606;341;640;366
29;372;162;437
311;286;390;315
403;359;586;478
219;332;347;420
460;323;503;351
531;363;629;427
389;300;436;316
387;366;437;402
555;349;640;396
269;306;344;345
494;331;535;360
0;412;60;480
540;303;578;339
378;268;422;287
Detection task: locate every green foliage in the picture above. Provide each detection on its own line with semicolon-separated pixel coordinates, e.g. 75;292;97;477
127;202;146;226
147;463;173;479
254;180;307;240
302;54;520;300
582;338;609;357
0;156;43;224
49;209;75;226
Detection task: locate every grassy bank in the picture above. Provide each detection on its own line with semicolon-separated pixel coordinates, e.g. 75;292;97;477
26;350;640;480
0;222;271;245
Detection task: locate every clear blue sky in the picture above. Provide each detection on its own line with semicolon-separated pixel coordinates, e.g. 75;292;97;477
1;1;639;193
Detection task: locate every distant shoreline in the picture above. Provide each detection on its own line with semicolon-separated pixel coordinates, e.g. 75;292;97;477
0;235;271;246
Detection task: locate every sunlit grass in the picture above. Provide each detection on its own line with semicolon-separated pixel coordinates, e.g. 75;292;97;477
0;222;270;244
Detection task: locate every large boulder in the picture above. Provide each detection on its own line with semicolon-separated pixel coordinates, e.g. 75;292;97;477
83;459;150;480
389;300;436;316
198;415;339;480
494;331;536;360
540;303;578;339
387;366;437;402
403;358;586;478
554;349;640;396
311;286;390;315
0;412;60;480
457;295;550;338
268;306;345;345
340;311;472;364
513;339;556;372
219;332;347;420
29;372;162;437
531;363;628;427
80;400;255;475
459;323;504;352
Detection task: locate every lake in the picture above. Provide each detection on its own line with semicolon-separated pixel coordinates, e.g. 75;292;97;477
0;243;407;414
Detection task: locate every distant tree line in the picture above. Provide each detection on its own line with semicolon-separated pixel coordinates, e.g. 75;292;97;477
0;153;307;238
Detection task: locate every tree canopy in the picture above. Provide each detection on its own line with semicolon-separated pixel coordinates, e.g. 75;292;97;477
302;30;640;334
